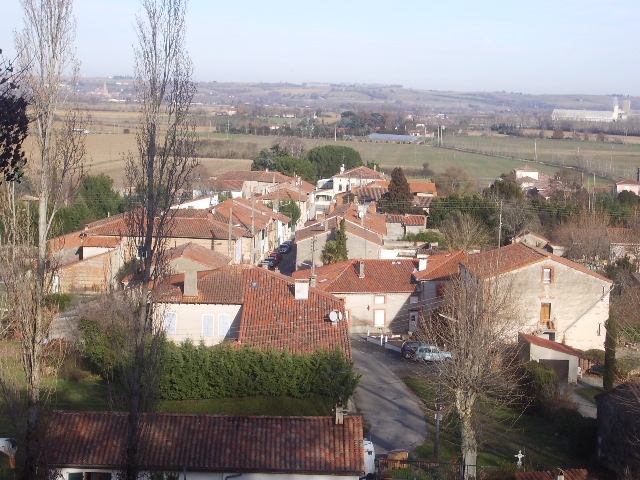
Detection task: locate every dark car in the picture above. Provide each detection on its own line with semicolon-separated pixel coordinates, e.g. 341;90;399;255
400;340;425;359
278;242;293;254
267;252;282;268
587;364;605;376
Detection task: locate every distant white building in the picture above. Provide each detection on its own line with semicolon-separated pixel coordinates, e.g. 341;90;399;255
551;103;628;123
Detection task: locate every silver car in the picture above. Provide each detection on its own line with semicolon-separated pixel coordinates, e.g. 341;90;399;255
413;345;452;362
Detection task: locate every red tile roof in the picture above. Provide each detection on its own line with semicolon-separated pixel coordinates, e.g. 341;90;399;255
413;251;466;281
158;265;351;357
212;170;295;184
166;242;231;270
293;259;418;295
519;333;584;358
256;186;310;202
333;165;385;180
461;243;612;284
515;468;588;480
44;411;365;475
385;214;427;227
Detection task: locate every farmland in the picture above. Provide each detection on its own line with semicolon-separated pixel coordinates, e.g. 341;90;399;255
21;102;640;190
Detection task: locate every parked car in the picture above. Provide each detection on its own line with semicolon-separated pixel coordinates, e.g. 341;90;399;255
278;242;293;254
587;364;604;376
400;340;426;359
267;252;282;268
413;345;452;362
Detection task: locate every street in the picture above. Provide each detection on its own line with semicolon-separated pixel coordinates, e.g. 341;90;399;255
350;335;429;455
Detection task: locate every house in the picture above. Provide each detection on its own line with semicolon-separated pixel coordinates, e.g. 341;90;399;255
209;170;298;198
614;178;640;196
254;182;315;230
596;382;640;477
511;231;566;257
44;410;370;480
460;242;612;351
295;204;387;271
293;259;420;334
335;180;435;213
155;264;351;356
515;468;588;480
315;165;386;212
384;214;428;240
166;242;232;274
607;227;640;266
517;333;584;384
412;250;466;318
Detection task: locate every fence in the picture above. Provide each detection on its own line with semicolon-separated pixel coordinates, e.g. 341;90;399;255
376;458;503;480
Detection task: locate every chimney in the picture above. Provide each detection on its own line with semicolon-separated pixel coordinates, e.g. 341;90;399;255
555;469;565;480
294;279;309;300
418;257;428;271
324;217;329;231
310;275;317;288
358;261;365;279
183;270;198;297
340;164;345;174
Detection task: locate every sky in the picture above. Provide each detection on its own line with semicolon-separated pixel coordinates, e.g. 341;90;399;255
2;0;640;96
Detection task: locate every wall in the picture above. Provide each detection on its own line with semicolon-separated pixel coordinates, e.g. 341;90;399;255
58;468;360;480
342;292;417;334
159;302;242;347
529;343;580;383
504;259;610;351
296;231;331;271
57;245;125;294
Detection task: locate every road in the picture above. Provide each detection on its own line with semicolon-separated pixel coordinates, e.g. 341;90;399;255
350;335;429;456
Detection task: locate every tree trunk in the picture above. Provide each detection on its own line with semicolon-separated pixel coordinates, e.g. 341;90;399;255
456;390;477;480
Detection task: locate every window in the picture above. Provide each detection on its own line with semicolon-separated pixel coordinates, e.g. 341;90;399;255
374;295;385;304
409;295;419;304
165;312;177;335
374;309;385;326
542;267;552;284
202;314;214;337
219;314;231;338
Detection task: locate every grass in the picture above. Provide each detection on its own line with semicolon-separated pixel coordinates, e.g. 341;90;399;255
575;386;604;404
403;375;597;473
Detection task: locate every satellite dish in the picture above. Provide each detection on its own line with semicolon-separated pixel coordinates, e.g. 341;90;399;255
329;311;338;322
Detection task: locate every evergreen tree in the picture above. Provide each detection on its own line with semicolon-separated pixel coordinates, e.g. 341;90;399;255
381;167;414;214
335;218;348;261
604;315;616;390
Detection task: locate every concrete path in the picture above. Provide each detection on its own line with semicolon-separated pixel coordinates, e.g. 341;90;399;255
350;335;428;455
570;375;602;419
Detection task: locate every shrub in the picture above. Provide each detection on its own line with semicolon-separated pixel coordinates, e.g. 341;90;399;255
44;293;73;312
519;361;559;412
583;348;605;364
552;408;597;459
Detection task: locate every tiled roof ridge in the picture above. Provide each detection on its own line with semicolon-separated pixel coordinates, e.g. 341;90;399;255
248;267;347;304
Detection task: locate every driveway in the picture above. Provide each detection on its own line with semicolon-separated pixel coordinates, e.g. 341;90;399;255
350;335;428;455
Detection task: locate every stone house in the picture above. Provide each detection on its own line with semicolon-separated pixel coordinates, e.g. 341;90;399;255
412;250;466;318
45;410;369;480
596;382;640;477
460;242;612;351
315;165;386;212
154;264;351;356
293;259;421;334
294;204;386;271
384;214;428;240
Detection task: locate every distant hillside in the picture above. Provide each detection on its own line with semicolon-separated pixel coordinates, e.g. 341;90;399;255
76;77;639;115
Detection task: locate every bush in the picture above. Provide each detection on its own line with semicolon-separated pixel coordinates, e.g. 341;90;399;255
583;348;605;364
44;293;73;312
552;408;597;459
519;361;559;412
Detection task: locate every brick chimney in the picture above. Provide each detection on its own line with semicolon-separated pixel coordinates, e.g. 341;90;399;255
183;270;198;297
358;261;365;279
555;469;565;480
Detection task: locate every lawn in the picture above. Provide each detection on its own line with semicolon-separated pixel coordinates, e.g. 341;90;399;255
403;375;600;473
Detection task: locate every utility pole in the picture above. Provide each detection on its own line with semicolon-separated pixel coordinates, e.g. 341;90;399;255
228;207;233;260
311;236;316;275
498;200;503;247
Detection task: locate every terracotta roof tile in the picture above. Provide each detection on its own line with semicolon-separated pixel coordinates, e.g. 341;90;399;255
461;243;612;284
413;251;466;281
256;187;309;202
166;242;231;270
294;259;418;295
212;170;294;183
515;468;588;480
45;411;365;474
333;165;385;180
385;214;427;227
519;333;584;358
157;265;351;358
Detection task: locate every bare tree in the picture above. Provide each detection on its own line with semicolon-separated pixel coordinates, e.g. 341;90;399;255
0;1;87;478
420;270;525;479
552;211;611;269
120;0;197;478
440;211;493;251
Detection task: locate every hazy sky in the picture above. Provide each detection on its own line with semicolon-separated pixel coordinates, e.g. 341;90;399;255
2;0;639;95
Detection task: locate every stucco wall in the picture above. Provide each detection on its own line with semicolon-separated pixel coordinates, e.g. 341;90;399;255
58;468;360;480
506;259;610;351
341;292;418;334
529;344;580;383
159;302;242;347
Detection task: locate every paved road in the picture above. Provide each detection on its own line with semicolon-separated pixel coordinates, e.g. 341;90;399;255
350;335;429;455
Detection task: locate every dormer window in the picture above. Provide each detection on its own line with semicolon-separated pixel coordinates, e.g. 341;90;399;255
542;267;552;284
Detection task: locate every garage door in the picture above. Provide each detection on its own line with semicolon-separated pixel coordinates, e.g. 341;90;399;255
540;359;569;383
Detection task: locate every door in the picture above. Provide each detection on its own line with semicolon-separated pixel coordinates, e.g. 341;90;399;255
540;302;551;323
